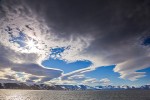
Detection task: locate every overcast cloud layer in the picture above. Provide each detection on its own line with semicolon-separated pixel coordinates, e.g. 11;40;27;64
0;0;150;85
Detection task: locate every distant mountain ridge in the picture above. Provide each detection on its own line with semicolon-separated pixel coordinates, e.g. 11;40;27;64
0;83;150;90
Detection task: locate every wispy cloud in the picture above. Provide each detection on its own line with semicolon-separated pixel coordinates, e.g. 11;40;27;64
82;78;111;85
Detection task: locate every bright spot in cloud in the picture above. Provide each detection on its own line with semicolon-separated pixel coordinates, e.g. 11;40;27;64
26;39;35;49
23;38;40;53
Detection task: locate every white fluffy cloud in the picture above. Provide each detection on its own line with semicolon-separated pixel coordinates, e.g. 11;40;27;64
0;0;93;83
82;78;111;85
99;78;111;85
0;0;64;83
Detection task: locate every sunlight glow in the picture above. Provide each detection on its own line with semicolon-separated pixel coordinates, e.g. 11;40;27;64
24;38;39;53
26;39;35;49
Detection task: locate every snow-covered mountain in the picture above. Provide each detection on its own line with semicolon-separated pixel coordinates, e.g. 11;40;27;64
57;85;96;90
0;83;63;90
95;85;150;90
0;83;150;90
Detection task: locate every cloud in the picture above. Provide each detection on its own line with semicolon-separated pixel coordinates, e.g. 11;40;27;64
99;78;111;85
0;0;150;84
82;78;111;85
82;78;99;84
114;56;150;81
0;0;64;83
0;0;91;83
24;0;150;81
61;73;111;86
0;43;63;82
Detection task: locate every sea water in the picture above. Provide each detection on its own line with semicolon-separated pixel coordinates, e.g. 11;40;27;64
0;89;150;100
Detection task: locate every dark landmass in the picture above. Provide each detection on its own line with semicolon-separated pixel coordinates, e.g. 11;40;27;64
0;83;150;90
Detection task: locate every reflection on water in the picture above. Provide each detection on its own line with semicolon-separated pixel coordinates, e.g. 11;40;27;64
0;89;150;100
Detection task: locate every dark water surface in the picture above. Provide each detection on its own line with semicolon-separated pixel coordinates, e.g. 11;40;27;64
0;89;150;100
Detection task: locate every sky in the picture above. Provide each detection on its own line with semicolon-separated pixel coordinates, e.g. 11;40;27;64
0;0;150;86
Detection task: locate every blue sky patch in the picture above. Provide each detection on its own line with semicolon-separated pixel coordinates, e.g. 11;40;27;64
142;37;150;46
42;58;92;73
9;32;27;47
135;67;150;85
85;65;150;86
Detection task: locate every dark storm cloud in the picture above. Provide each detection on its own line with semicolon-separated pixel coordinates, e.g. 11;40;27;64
24;0;150;62
25;0;150;37
1;0;150;49
23;0;150;80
